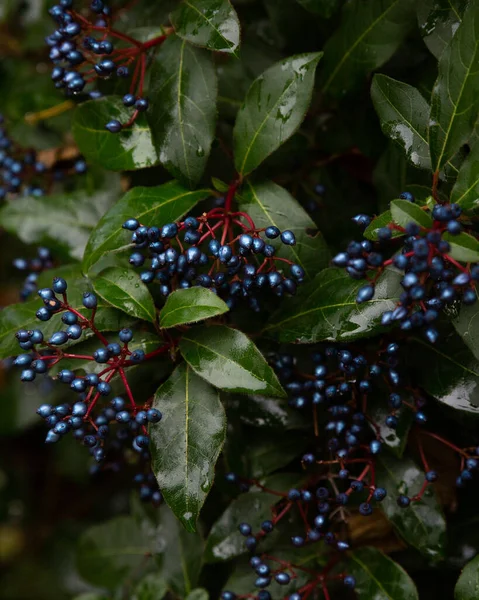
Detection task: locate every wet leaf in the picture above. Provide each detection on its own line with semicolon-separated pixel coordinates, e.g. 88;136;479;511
368;396;413;457
417;0;466;60
451;143;479;212
132;574;168;600
455;554;479;599
159;287;229;328
390;199;433;228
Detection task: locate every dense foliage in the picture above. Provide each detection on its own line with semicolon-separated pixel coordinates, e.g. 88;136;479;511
2;1;479;599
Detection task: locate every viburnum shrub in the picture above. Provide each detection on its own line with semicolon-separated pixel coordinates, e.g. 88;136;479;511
2;1;479;599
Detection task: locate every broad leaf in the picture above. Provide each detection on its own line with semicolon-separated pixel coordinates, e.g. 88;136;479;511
368;396;413;458
455;555;479;599
150;364;226;532
0;176;121;261
417;0;466;60
93;266;156;322
296;0;338;18
245;433;307;477
390;199;433;228
73;97;158;171
132;574;168;600
148;35;217;188
371;75;431;170
83;182;210;272
234;52;322;175
451;143;479;212
364;210;404;241
429;3;479;171
442;232;479;263
320;0;415;97
159;287;229;328
452;289;479;360
348;546;419;599
170;0;240;54
205;492;278;562
228;394;307;430
376;453;446;560
179;324;286;397
186;590;209;600
237;179;330;280
265;268;402;343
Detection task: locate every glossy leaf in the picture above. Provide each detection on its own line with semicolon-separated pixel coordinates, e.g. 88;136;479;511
451;143;479;212
368;397;413;458
413;334;479;413
364;210;404;241
237;179;330;280
229;394;307;430
390;199;433;228
371;75;431;170
159;287;229;328
320;0;415;97
348;546;419;599
455;554;479;599
429;3;479;171
296;0;338;18
452;289;479;360
148;35;217;188
376;453;446;560
205;492;278;562
170;0;240;54
265;267;402;344
93;266;156;322
0;176;121;261
179;324;286;397
442;232;479;263
246;433;307;478
417;0;466;60
150;364;226;532
83;182;210;272
76;516;156;588
132;574;168;600
73;97;158;171
233;52;322;176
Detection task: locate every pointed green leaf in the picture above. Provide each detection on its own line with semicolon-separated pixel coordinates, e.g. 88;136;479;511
320;0;415;97
237;179;330;280
442;232;479;263
376;453;446;560
159;287;229;328
150;364;226;532
451;143;479;212
371;75;431;170
429;3;479;171
72;97;158;171
390;199;433;228
93;266;156;322
265;268;402;343
132;574;168;600
455;554;479;599
83;182;210;272
348;547;419;600
179;324;286;397
170;0;240;54
364;210;404;241
234;52;322;176
417;0;466;60
148;35;217;188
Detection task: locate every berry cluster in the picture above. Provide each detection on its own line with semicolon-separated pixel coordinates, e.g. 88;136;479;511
333;195;479;343
12;276;168;504
13;247;54;301
46;0;168;131
123;208;304;311
0;113;86;198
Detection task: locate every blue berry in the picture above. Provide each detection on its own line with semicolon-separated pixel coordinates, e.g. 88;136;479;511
82;292;98;309
106;120;122;133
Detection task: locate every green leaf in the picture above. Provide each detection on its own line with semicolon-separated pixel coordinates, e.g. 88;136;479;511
296;0;338;18
237;179;330;280
159;287;229;328
72;97;158;171
413;334;479;414
451;143;479;212
364;210;404;241
368;396;413;457
132;574;168;600
348;546;419;599
376;453;446;560
320;0;415;97
390;199;433;228
92;266;156;322
186;589;209;600
452;289;479;360
0;176;121;261
170;0;240;54
371;75;431;170
76;516;155;589
150;364;226;532
417;0;466;60
83;182;210;272
455;554;479;599
180;325;285;397
147;35;217;188
0;265;134;359
442;232;479;263
265;268;402;344
229;394;307;430
429;3;479;172
233;52;322;176
211;176;229;192
205;492;278;562
245;433;307;478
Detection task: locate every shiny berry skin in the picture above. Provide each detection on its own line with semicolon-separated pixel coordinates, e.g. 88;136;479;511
238;522;252;536
124;94;136;108
425;470;438;482
94;348;109;363
397;494;410;508
265;226;280;239
280;230;296;245
356;284;374;303
344;575;356;588
36;307;53;321
359;502;373;516
82;292;98;308
52;277;67;293
49;331;69;346
275;572;290;585
373;487;387;501
119;328;133;343
147;408;162;423
106;120;122;133
135;98;149;111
